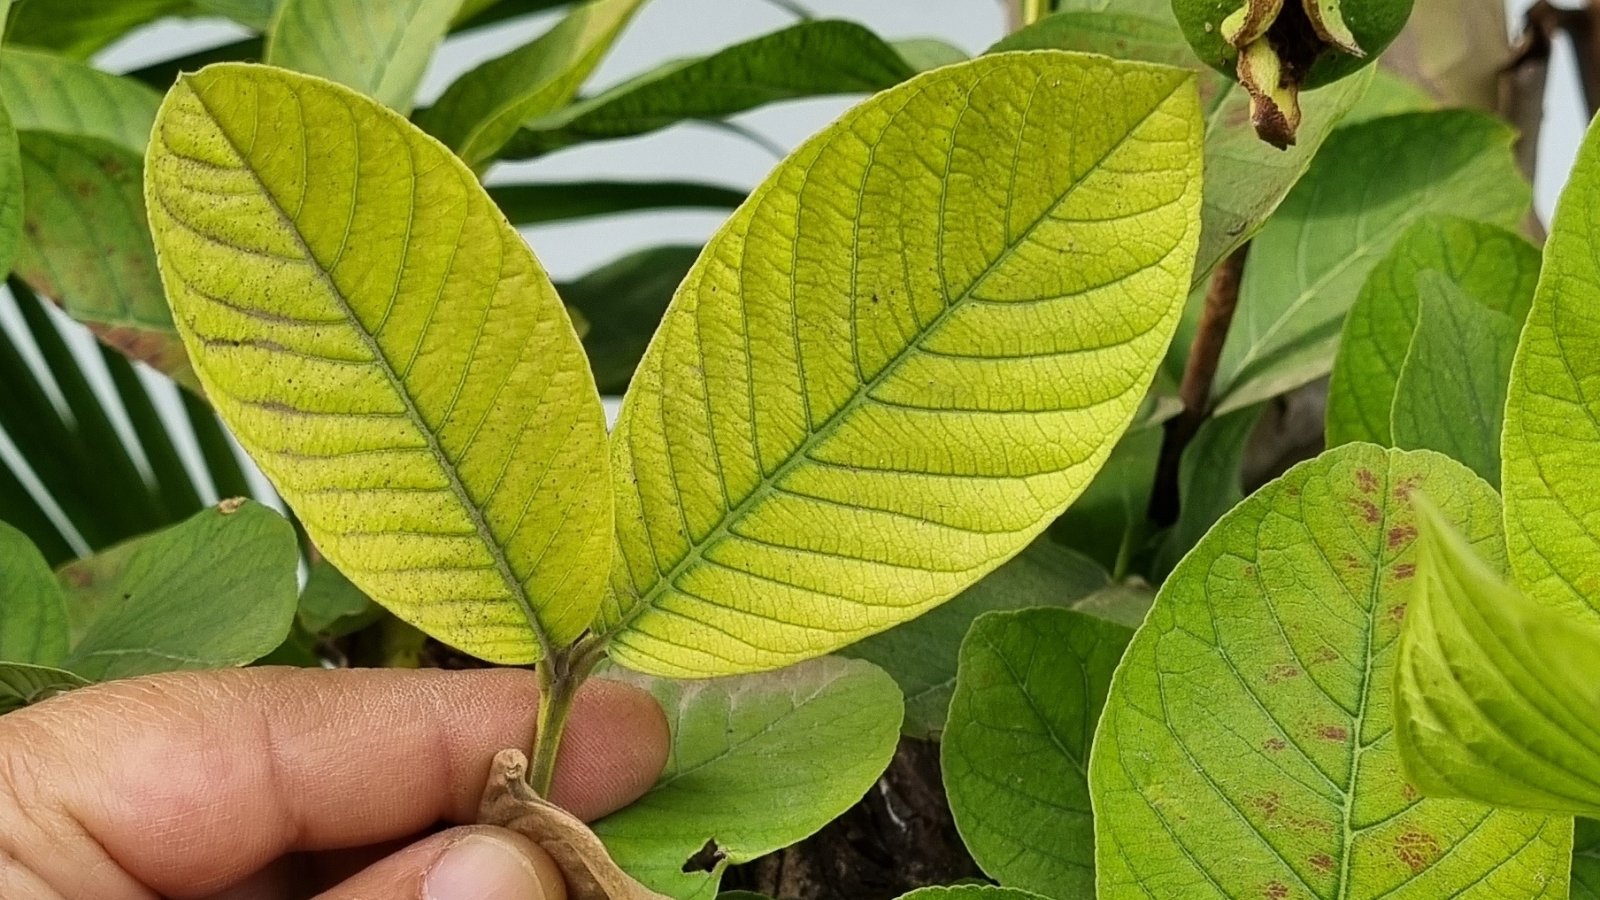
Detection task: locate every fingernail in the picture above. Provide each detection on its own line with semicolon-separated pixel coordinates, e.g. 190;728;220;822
426;834;546;900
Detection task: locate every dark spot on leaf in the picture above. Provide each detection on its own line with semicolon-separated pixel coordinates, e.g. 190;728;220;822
1393;563;1416;581
1250;792;1281;819
1265;663;1300;684
1401;783;1419;802
1311;646;1338;664
1315;724;1348;742
1393;475;1423;501
1309;852;1334;874
1387;524;1417;549
1263;737;1287;752
1356;468;1378;494
1395;830;1440;872
1389;603;1407;624
1356;499;1381;523
1265;881;1289;899
682;838;725;873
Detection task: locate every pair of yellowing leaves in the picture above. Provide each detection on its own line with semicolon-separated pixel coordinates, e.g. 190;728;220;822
145;52;1205;676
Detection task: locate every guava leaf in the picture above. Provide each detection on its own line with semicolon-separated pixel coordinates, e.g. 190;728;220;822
1326;217;1540;448
1395;496;1600;818
417;0;644;169
1152;403;1261;579
0;662;88;715
504;19;945;159
6;0;185;59
1211;111;1528;414
0;520;68;665
1576;820;1600;899
842;536;1117;739
943;607;1132;897
264;0;455;112
56;500;299;681
990;10;1198;66
1053;426;1162;577
600;52;1203;677
0;47;160;154
594;657;903;898
0;98;19;282
1390;277;1521;486
296;559;379;638
562;245;699;396
145;63;612;662
1503;114;1600;623
15;133;195;388
489;181;743;227
896;883;1043;890
190;0;277;29
1091;444;1566;898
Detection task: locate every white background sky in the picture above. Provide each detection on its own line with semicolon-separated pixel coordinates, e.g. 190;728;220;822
1;1;1590;547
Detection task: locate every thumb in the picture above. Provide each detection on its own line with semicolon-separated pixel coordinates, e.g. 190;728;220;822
316;825;567;900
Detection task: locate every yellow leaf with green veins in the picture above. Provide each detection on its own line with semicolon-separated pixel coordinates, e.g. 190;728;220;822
600;51;1204;677
144;64;611;663
1503;112;1600;623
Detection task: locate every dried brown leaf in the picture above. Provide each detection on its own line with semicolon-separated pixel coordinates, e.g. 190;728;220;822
478;749;671;900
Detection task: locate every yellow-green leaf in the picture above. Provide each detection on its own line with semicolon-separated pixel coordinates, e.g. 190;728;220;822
264;0;456;112
417;0;644;169
1091;444;1566;898
144;63;612;663
600;52;1203;677
1503;112;1600;623
1396;495;1600;818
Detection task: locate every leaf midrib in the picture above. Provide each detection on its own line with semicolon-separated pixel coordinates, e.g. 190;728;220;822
604;73;1189;641
183;77;553;657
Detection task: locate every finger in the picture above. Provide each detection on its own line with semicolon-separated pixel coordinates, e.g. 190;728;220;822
315;825;566;900
0;667;667;899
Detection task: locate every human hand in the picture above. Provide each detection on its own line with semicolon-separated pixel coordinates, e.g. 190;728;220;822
0;666;669;899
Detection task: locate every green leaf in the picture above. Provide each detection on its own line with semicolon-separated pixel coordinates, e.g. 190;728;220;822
1190;74;1374;288
297;559;379;638
842;535;1117;739
1576;820;1600;900
1342;69;1436;125
560;245;698;396
145;63;613;662
1390;276;1521;486
55;500;299;681
1504;114;1600;623
14;132;196;388
0;661;88;714
943;607;1132;897
5;0;187;58
504;19;937;159
1152;403;1261;579
1326;216;1540;448
264;0;456;112
601;52;1204;677
1211;111;1528;414
1395;495;1600;818
489;180;744;227
0;99;19;281
189;0;276;29
417;0;644;169
990;10;1198;66
1053;426;1161;576
0;47;161;154
0;521;68;665
1090;444;1566;898
896;883;1043;890
594;657;903;899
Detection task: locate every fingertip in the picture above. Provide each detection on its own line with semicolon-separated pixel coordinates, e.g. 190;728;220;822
550;677;670;821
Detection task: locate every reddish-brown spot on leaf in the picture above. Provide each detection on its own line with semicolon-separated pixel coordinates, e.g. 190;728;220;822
1395;830;1441;873
1393;563;1416;581
1264;737;1287;752
1316;724;1349;742
1250;792;1281;819
1265;881;1289;900
1387;524;1417;549
1265;663;1300;684
1401;783;1420;802
1311;646;1339;664
1358;499;1382;523
1243;564;1256;578
1393;475;1423;501
1389;603;1407;624
1356;468;1378;494
1309;852;1334;874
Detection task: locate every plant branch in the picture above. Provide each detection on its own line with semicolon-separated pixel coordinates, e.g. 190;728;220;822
1503;2;1558;186
1150;245;1249;526
525;642;604;797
